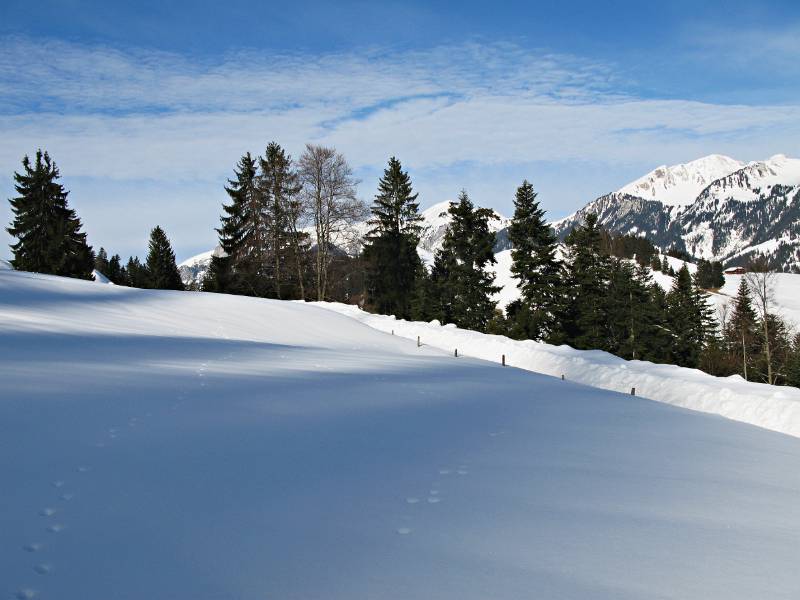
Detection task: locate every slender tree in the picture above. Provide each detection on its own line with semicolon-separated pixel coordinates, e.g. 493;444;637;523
298;144;364;301
145;226;184;290
7;150;94;278
362;157;424;317
507;180;563;340
429;191;500;331
723;278;759;380
260;142;302;299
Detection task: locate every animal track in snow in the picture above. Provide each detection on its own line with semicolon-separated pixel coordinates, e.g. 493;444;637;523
76;465;91;473
427;497;441;504
405;497;420;504
22;543;42;553
396;527;412;535
46;524;64;534
38;508;56;517
14;588;37;599
33;564;51;575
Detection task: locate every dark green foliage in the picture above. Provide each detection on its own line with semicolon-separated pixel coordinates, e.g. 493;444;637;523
259;142;302;299
363;157;424;318
665;265;716;368
562;214;610;349
661;256;670;274
429;191;500;332
106;254;127;285
126;256;150;288
722;278;759;380
695;259;725;289
145;226;184;290
95;247;109;274
506;180;563;340
650;254;662;272
603;232;658;266
7;150;94;279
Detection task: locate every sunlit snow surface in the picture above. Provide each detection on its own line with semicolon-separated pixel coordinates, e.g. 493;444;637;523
2;269;800;599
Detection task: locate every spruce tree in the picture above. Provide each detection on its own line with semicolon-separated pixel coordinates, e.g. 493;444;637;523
95;247;110;275
723;278;759;380
666;265;715;368
145;226;184;290
429;191;500;332
216;153;269;296
259;142;301;299
661;256;670;273
562;214;610;349
126;256;149;288
106;254;126;285
507;180;563;340
363;157;424;318
7;150;94;278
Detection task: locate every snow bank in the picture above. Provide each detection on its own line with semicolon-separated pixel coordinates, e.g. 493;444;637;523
315;302;800;438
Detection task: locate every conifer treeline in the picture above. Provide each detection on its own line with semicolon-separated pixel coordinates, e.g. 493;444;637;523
7;149;185;290
7;147;800;387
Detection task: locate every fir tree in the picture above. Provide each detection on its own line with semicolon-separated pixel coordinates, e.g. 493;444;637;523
429;191;500;332
259;142;301;299
216;153;269;296
363;157;424;318
507;180;563;340
723;278;759;380
145;226;184;290
106;254;126;285
666;265;715;368
661;256;670;273
7;150;94;278
650;254;662;272
562;214;610;349
126;256;149;288
95;247;110;275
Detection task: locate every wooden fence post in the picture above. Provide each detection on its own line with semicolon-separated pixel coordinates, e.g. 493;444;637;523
417;335;420;347
454;348;458;357
631;387;636;396
502;354;506;366
561;374;565;380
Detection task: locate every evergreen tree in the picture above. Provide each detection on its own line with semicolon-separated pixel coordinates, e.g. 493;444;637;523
7;150;94;278
216;153;270;296
106;254;126;285
723;278;759;380
145;226;184;290
126;256;150;288
562;214;609;349
666;265;715;367
95;247;110;274
363;157;424;318
429;191;500;332
259;142;302;299
507;180;563;340
661;256;670;273
650;254;662;272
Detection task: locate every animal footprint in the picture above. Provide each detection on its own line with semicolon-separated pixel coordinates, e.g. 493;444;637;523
38;508;56;517
396;527;412;535
405;497;420;504
14;588;37;599
33;564;51;575
76;466;91;473
22;543;42;553
427;497;441;504
46;524;64;534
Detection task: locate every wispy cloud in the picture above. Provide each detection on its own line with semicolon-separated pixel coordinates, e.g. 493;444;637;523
1;35;799;258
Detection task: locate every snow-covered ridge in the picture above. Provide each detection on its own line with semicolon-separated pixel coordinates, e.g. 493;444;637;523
617;154;744;206
315;301;800;439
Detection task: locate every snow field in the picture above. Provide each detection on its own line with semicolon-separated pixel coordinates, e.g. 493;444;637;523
2;268;800;599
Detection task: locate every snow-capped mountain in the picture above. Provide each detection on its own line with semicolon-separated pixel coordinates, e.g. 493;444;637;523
179;200;510;286
554;154;800;271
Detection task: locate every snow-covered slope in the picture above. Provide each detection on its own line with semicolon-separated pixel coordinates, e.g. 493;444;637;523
3;268;800;599
554;153;800;271
617;154;743;206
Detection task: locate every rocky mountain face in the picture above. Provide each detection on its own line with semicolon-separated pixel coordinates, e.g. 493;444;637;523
554;154;800;271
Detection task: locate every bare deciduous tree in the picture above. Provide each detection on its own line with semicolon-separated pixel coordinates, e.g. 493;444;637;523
298;144;366;301
745;258;777;384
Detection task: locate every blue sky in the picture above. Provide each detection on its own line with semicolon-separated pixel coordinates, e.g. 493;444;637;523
2;0;800;260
